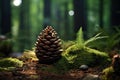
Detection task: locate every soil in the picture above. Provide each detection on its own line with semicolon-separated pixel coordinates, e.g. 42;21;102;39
0;59;106;80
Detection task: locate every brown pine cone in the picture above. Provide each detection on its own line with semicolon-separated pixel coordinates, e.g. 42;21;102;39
35;26;63;64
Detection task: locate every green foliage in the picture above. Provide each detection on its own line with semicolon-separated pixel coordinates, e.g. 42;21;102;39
76;27;84;48
65;27;108;52
106;27;120;51
63;27;109;68
84;33;108;46
88;27;120;52
0;57;23;71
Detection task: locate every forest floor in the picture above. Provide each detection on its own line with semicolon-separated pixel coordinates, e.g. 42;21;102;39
0;58;107;80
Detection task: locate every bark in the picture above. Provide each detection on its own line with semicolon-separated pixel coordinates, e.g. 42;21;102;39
0;0;11;35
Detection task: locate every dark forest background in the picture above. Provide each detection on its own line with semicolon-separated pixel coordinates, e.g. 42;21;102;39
0;0;120;52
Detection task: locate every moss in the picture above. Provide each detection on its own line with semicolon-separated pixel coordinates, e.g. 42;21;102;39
0;57;23;71
38;56;70;74
63;44;109;68
39;65;59;74
101;66;113;80
0;67;15;71
84;47;108;57
53;56;70;74
101;66;120;80
64;49;95;68
19;50;38;61
62;40;75;50
29;75;39;79
63;27;109;68
20;50;69;74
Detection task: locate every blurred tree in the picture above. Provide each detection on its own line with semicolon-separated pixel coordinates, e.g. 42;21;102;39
29;0;44;47
18;0;31;51
51;0;74;40
67;0;74;40
51;0;62;38
11;0;23;52
86;0;111;37
103;0;111;32
111;0;120;27
64;2;69;40
73;0;87;34
43;0;51;27
11;2;20;37
87;0;99;37
99;0;103;28
0;0;11;35
0;0;1;33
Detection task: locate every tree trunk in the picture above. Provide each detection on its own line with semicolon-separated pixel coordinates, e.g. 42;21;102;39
73;0;87;33
0;0;1;33
64;2;69;40
111;0;120;27
99;0;103;28
0;0;11;35
43;0;51;27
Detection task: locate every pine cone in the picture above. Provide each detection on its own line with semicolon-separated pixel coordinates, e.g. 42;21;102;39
35;26;63;64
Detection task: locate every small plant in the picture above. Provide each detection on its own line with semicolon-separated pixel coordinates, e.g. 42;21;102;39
66;27;108;51
63;27;109;68
64;27;108;56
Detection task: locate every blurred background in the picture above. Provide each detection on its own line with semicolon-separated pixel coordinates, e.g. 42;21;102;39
0;0;120;53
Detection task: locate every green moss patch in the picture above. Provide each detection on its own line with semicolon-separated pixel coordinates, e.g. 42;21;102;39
19;50;38;61
0;58;23;71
